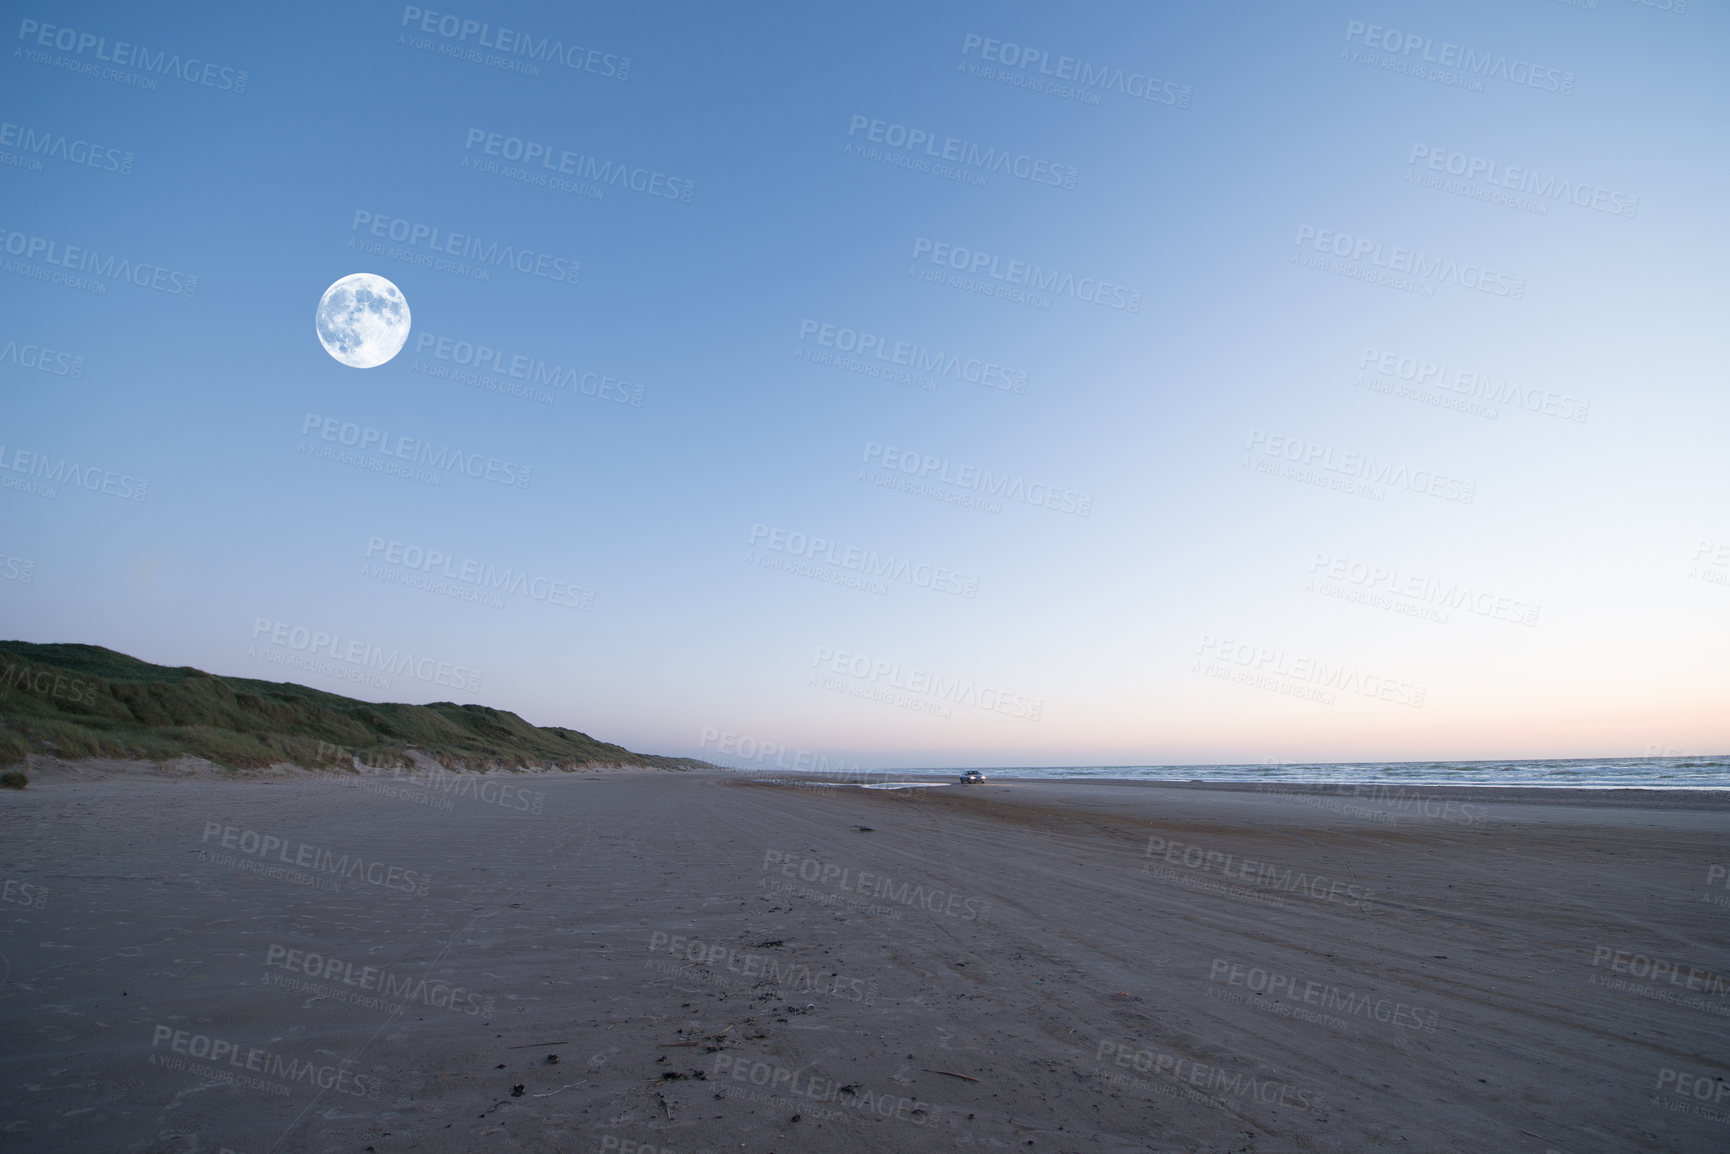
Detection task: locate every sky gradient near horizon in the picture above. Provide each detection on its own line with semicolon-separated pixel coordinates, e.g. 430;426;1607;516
3;0;1726;769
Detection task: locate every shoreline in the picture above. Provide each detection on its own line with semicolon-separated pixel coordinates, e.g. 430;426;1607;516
738;771;1730;809
15;755;1729;808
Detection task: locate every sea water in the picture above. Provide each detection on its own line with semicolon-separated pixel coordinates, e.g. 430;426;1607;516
900;755;1730;790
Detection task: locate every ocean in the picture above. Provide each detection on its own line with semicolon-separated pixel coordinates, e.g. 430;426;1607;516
766;755;1730;790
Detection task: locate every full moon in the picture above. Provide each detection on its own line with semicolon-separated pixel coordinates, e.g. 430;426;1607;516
315;273;411;368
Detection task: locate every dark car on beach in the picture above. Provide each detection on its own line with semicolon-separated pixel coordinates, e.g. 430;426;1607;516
960;770;986;784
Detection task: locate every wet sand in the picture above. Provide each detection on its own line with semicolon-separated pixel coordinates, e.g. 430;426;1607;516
1;766;1726;1153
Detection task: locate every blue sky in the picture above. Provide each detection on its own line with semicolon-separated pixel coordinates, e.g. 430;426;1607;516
3;0;1726;767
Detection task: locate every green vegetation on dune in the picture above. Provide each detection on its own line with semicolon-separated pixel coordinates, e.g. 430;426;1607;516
0;641;712;774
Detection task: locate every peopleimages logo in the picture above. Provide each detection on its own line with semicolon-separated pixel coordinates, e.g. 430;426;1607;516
150;1026;379;1098
1208;958;1440;1032
0;336;84;378
0;226;198;297
0;441;149;502
959;33;1191;108
812;645;1044;721
1343;20;1575;96
910;237;1142;312
1195;633;1426;710
1294;225;1525;300
265;945;494;1015
0;660;99;705
863;442;1091;515
0;877;48;909
747;523;980;598
1094;1039;1322;1111
200;822;433;895
1692;541;1729;590
413;329;643;406
797;319;1028;394
1653;1066;1730;1113
762;851;989;922
364;536;594;610
1407;145;1637;219
15;18;249;92
1145;832;1377;910
349;210;580;286
846;114;1078;189
1244;430;1477;504
1589;946;1729;996
398;6;631;79
709;1053;938;1127
1357;346;1589;423
463;128;693;201
0;119;133;174
698;727;870;776
250;617;483;692
1307;552;1540;627
646;932;875;1002
299;412;532;489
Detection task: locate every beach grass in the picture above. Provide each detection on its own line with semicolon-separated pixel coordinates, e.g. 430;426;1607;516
0;640;710;774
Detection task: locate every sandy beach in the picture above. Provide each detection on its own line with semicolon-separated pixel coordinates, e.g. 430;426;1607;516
1;765;1727;1153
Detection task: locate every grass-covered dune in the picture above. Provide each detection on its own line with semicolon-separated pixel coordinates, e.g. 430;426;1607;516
0;640;712;774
